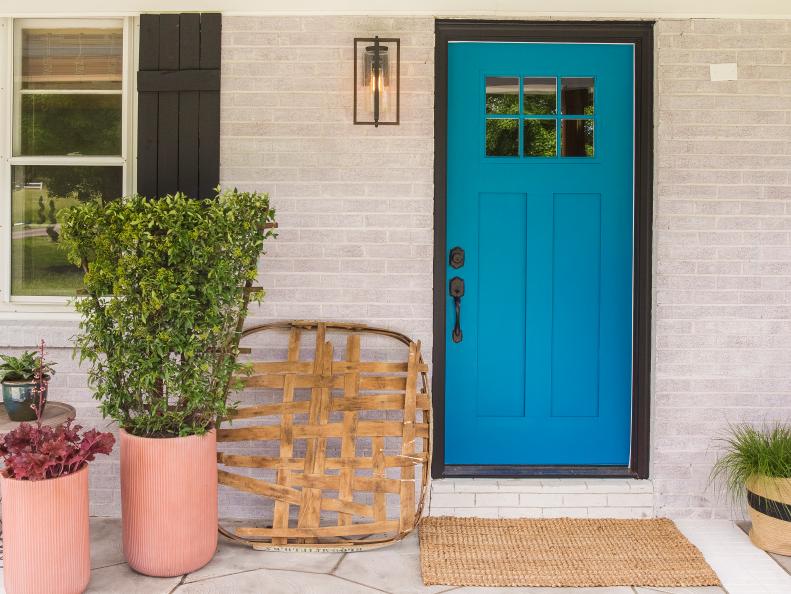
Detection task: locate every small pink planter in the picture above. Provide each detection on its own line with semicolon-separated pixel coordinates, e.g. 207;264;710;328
1;466;90;594
120;429;218;576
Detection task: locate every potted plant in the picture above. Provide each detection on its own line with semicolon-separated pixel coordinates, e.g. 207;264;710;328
59;189;275;577
0;342;114;594
711;423;791;555
1;348;56;421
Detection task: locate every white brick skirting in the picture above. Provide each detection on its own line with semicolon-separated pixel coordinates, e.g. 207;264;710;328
428;478;655;519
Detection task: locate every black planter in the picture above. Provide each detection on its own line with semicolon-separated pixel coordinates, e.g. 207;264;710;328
2;381;47;422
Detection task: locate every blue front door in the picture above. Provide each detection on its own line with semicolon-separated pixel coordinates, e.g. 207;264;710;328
445;42;634;466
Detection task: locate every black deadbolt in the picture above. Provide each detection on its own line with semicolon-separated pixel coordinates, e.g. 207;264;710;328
449;246;465;269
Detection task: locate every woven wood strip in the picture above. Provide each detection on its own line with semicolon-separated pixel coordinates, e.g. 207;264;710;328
217;320;432;551
272;327;300;545
419;517;721;588
338;335;360;527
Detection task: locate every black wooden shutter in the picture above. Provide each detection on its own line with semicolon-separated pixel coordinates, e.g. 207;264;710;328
137;13;221;199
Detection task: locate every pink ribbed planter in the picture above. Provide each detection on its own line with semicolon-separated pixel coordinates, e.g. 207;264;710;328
120;429;218;577
1;466;90;594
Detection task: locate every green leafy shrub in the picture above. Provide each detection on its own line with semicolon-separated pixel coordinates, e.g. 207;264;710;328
710;423;791;507
0;350;56;382
59;190;276;437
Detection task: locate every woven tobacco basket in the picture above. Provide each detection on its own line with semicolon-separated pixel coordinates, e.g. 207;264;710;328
216;321;432;551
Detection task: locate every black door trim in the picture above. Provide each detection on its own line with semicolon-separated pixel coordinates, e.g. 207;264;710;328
432;19;654;480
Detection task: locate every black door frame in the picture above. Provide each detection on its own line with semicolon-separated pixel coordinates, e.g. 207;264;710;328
432;20;654;480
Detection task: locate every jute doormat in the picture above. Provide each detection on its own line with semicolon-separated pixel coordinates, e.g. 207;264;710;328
419;516;720;588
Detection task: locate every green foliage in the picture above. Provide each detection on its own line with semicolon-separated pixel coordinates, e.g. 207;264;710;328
485;119;519;156
0;351;56;382
710;423;791;508
37;196;46;224
59;189;276;437
48;199;58;225
20;94;121;156
524;120;556;157
523;94;556;115
486;93;519;115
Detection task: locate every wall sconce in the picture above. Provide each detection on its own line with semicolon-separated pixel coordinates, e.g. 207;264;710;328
354;36;400;126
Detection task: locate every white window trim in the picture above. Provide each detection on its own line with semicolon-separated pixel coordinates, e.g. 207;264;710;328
0;15;137;319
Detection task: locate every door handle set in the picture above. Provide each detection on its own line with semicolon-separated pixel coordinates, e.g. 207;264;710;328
448;246;466;343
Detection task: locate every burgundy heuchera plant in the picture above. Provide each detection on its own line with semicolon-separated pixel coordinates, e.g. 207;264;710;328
0;340;114;481
0;420;115;480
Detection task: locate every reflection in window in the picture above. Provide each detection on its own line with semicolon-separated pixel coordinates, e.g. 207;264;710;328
15;27;123;157
11;165;122;296
485;77;519;114
524;119;556;157
561;77;594;115
10;22;126;298
523;77;556;115
561;119;594;157
486;119;519;156
20;94;122;156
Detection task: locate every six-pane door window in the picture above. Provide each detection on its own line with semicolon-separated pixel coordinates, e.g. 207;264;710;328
485;76;594;158
9;20;126;298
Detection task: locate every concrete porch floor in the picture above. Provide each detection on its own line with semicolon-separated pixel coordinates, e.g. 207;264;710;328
2;519;790;594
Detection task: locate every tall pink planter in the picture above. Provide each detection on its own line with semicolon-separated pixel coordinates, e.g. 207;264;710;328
120;429;218;576
1;467;90;594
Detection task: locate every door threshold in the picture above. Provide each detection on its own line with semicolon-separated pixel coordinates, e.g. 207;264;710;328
442;465;640;479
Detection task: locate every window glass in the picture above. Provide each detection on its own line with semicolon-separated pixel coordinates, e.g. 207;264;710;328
11;165;122;296
486;119;519;156
14;26;123;156
20;94;122;155
485;77;519;115
561;119;594;157
524;119;556;157
561;77;594;115
19;28;122;91
523;77;556;115
9;22;125;299
482;74;595;160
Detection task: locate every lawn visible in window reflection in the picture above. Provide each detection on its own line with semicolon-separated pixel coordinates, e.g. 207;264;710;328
11;188;83;296
11;166;121;297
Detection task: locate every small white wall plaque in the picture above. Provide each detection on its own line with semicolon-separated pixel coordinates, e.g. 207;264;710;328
710;63;738;81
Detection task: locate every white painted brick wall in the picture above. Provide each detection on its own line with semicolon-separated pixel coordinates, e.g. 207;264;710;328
428;479;654;519
220;15;435;349
217;15;434;518
652;19;791;519
1;17;790;520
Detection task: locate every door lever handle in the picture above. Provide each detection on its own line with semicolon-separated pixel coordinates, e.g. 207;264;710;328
449;276;465;343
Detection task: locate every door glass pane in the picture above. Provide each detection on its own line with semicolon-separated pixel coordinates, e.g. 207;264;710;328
20;94;122;155
524;119;556;157
561;77;594;115
15;25;123;156
485;76;519;114
561;119;594;157
523;77;556;115
11;165;122;296
486;118;519;156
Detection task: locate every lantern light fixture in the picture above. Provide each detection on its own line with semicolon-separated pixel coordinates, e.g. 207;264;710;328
354;36;400;126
